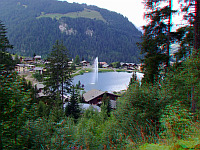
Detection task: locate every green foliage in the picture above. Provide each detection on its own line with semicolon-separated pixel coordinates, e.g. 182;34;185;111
65;87;80;120
14;54;20;64
0;52;16;73
74;55;80;65
114;83;163;146
139;143;171;150
32;72;43;82
139;139;200;150
70;62;76;70
44;40;71;104
37;101;50;118
159;100;193;139
0;66;37;149
160;51;200;115
129;71;137;86
0;20;13;52
20;118;75;149
101;93;112;117
140;0;175;84
110;61;121;68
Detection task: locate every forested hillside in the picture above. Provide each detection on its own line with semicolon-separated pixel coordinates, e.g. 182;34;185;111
0;0;142;63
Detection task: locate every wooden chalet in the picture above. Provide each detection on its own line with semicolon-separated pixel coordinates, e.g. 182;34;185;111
83;89;119;109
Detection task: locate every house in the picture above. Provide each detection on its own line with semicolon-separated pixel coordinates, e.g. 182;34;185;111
23;57;34;63
81;60;90;66
34;67;44;74
68;61;73;66
29;65;35;71
35;83;46;97
83;89;119;109
34;55;41;61
15;64;29;73
102;64;109;68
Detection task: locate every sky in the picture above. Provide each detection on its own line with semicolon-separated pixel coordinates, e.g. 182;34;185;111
60;0;185;30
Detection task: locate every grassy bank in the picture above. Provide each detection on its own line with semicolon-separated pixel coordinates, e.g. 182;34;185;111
71;68;93;77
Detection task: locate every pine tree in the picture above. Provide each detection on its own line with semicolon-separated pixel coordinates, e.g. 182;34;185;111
139;0;176;84
0;21;15;74
74;55;80;65
101;93;111;117
174;0;200;59
0;67;36;149
65;86;80;120
0;20;13;52
44;40;71;104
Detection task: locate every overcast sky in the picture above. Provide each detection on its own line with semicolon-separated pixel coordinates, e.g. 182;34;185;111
59;0;185;29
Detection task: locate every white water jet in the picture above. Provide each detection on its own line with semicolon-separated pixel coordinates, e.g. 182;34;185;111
91;57;98;84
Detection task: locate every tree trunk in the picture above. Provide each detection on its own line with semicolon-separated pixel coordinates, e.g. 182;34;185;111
166;0;172;68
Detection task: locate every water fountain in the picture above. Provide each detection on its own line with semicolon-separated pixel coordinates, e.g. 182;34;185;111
91;57;98;84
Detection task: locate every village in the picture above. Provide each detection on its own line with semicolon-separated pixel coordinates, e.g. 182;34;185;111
14;55;143;112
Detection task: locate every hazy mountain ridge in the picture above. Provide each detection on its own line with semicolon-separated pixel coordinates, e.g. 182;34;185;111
0;0;142;63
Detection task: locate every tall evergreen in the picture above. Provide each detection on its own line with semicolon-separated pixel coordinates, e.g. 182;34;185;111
65;86;80;120
139;0;176;84
101;93;112;117
44;40;71;104
0;65;37;149
174;0;200;59
0;20;15;73
74;55;80;65
0;20;13;52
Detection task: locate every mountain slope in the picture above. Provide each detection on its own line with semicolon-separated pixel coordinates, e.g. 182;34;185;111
0;0;142;63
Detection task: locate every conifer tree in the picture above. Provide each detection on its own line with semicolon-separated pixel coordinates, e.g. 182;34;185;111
0;67;36;149
101;93;111;117
140;0;175;84
44;40;71;104
74;55;80;65
0;20;15;73
0;20;13;52
174;0;200;59
65;86;80;120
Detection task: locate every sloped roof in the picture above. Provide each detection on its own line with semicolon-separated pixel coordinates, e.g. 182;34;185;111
34;67;43;71
34;55;41;59
83;89;105;102
24;57;33;61
36;83;44;90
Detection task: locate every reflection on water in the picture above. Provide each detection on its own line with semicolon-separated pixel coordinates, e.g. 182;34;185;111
73;72;143;92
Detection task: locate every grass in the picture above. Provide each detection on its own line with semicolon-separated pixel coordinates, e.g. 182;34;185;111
138;120;200;150
36;8;107;23
71;68;93;78
98;68;115;72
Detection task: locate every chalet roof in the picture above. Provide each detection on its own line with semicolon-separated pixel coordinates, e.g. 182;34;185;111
99;62;107;65
24;57;33;61
34;55;41;59
102;64;109;67
83;89;105;102
81;60;87;63
36;83;44;90
34;67;43;71
16;64;29;67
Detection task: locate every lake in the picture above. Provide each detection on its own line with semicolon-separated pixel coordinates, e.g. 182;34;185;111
72;72;144;92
